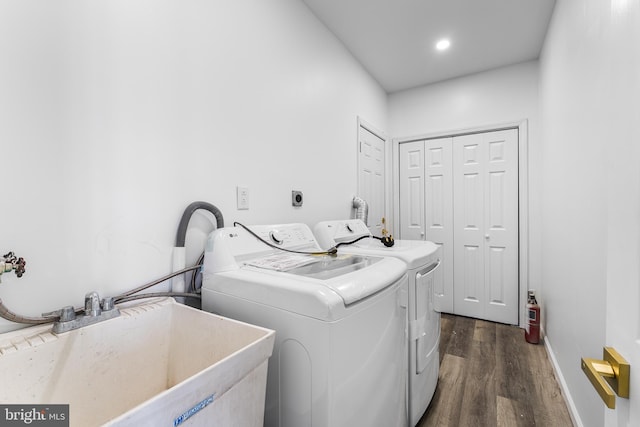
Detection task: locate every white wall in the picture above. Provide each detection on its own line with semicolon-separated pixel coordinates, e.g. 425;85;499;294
539;0;640;426
0;0;387;331
388;61;539;137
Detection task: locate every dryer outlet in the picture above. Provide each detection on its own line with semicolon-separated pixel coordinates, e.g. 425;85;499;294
292;190;303;207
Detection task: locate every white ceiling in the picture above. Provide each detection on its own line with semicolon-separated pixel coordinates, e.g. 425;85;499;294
301;0;557;93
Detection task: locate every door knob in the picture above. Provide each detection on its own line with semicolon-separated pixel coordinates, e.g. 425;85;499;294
484;234;490;240
581;347;629;409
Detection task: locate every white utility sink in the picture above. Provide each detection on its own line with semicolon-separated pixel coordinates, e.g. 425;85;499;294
0;298;275;426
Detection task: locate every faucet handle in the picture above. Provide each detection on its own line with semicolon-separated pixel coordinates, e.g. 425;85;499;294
101;297;116;311
14;257;26;277
42;305;76;322
59;306;77;321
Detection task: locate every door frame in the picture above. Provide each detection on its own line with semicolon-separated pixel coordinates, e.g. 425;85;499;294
391;119;529;328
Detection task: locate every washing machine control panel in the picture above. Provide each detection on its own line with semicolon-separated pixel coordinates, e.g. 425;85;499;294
205;223;322;272
250;223;319;250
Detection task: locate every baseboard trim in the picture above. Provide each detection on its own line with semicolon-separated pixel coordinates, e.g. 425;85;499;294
543;328;584;427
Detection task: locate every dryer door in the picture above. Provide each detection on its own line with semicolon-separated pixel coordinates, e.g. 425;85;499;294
415;260;441;373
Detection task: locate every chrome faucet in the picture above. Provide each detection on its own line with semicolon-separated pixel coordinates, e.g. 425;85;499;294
85;291;102;317
49;291;120;334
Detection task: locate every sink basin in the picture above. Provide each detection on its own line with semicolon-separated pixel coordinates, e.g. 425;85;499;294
0;298;275;426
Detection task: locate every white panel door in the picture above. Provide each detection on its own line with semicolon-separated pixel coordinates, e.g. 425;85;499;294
358;125;385;233
424;138;453;313
399;141;425;241
453;129;519;324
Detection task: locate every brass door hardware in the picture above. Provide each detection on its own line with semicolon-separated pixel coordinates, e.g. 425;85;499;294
581;347;630;409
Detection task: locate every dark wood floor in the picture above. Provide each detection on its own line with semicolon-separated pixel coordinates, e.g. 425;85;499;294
417;314;574;427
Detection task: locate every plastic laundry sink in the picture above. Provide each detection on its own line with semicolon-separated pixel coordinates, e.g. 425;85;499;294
0;298;275;426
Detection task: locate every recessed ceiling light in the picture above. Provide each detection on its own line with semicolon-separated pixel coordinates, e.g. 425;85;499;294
436;39;451;51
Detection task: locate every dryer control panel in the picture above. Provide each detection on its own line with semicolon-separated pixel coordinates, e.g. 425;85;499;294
315;219;372;248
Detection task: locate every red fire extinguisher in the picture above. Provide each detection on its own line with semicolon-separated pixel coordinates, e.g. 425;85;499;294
525;290;540;344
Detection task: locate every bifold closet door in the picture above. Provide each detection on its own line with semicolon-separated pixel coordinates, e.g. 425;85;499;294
424;138;453;313
399;138;454;313
452;129;519;324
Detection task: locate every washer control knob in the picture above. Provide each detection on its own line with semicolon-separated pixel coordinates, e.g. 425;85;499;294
269;230;284;245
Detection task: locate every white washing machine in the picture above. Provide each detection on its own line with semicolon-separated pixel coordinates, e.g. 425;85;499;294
201;223;408;427
314;219;441;426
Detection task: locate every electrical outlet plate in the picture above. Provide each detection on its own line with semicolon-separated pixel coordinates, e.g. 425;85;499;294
237;186;249;210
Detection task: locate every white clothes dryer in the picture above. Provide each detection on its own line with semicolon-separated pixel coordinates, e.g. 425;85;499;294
314;219;441;426
201;223;409;427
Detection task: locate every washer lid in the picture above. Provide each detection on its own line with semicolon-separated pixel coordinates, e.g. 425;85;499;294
349;239;439;269
246;253;398;305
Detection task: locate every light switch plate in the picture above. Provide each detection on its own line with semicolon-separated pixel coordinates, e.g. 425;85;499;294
237;186;249;210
